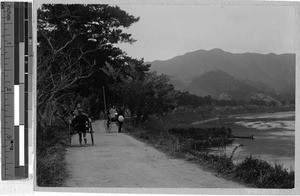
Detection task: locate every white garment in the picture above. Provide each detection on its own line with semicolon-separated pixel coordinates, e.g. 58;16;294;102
109;108;117;118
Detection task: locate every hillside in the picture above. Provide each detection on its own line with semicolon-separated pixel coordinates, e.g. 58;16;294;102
149;49;295;95
186;71;262;100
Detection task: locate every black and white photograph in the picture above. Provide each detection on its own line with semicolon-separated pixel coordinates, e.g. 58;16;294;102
35;0;297;192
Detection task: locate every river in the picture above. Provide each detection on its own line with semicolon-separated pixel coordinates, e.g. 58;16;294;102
202;111;295;171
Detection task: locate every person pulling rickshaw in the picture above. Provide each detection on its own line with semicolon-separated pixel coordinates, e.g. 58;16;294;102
68;103;94;146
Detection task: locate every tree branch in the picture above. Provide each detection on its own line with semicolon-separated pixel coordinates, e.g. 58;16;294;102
54;34;77;54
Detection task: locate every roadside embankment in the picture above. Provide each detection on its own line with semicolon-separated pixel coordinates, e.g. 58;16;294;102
64;120;245;188
124;115;294;188
36;124;70;187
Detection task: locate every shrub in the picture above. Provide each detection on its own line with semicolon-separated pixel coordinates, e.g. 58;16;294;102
192;151;234;174
168;127;233;150
168;127;232;140
36;124;70;186
234;156;273;184
234;156;294;188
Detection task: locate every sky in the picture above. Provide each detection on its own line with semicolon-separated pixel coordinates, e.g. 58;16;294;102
114;4;297;62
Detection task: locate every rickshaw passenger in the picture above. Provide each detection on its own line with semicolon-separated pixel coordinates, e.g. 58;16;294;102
109;106;118;121
73;102;88;117
107;106;117;128
71;110;89;147
107;106;124;133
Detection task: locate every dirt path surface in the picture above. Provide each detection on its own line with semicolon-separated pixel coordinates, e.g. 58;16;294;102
64;120;246;188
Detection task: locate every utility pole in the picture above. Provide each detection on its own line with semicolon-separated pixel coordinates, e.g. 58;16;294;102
103;86;107;112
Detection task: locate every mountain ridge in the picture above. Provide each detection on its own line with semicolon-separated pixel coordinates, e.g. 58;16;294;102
149;48;294;64
149;48;295;97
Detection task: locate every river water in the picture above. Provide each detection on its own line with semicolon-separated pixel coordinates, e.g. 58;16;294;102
204;111;295;171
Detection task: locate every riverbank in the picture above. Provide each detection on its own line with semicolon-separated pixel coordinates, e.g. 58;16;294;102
191;117;220;125
226;109;295;119
123;115;295;188
201;110;295;171
162;105;295;129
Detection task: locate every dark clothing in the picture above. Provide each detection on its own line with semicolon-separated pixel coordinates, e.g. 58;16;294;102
117;110;124;133
118;121;123;133
71;114;89;133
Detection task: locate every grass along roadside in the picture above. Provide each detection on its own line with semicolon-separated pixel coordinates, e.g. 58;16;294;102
123;115;294;189
36;124;70;187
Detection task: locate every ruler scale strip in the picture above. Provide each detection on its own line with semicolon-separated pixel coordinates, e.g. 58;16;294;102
1;1;31;180
13;2;19;177
19;2;25;177
18;2;25;177
24;2;29;178
1;2;15;180
27;3;32;178
1;3;4;180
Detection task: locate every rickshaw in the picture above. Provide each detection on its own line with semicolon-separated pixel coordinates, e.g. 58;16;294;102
106;111;119;133
69;117;94;147
105;110;124;133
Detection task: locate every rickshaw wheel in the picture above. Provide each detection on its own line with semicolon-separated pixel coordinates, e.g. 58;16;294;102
105;119;110;133
89;122;94;145
69;124;72;147
91;132;94;145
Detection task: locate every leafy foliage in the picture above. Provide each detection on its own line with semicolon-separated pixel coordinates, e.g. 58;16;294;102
168;127;232;140
111;72;178;125
176;91;284;108
36;124;70;186
37;4;140;125
37;4;147;187
234;156;294;188
176;92;213;107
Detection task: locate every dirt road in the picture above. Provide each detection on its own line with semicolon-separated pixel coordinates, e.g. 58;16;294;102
64;120;246;188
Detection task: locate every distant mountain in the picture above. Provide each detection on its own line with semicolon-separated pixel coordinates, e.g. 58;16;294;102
186;70;270;100
149;48;295;96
